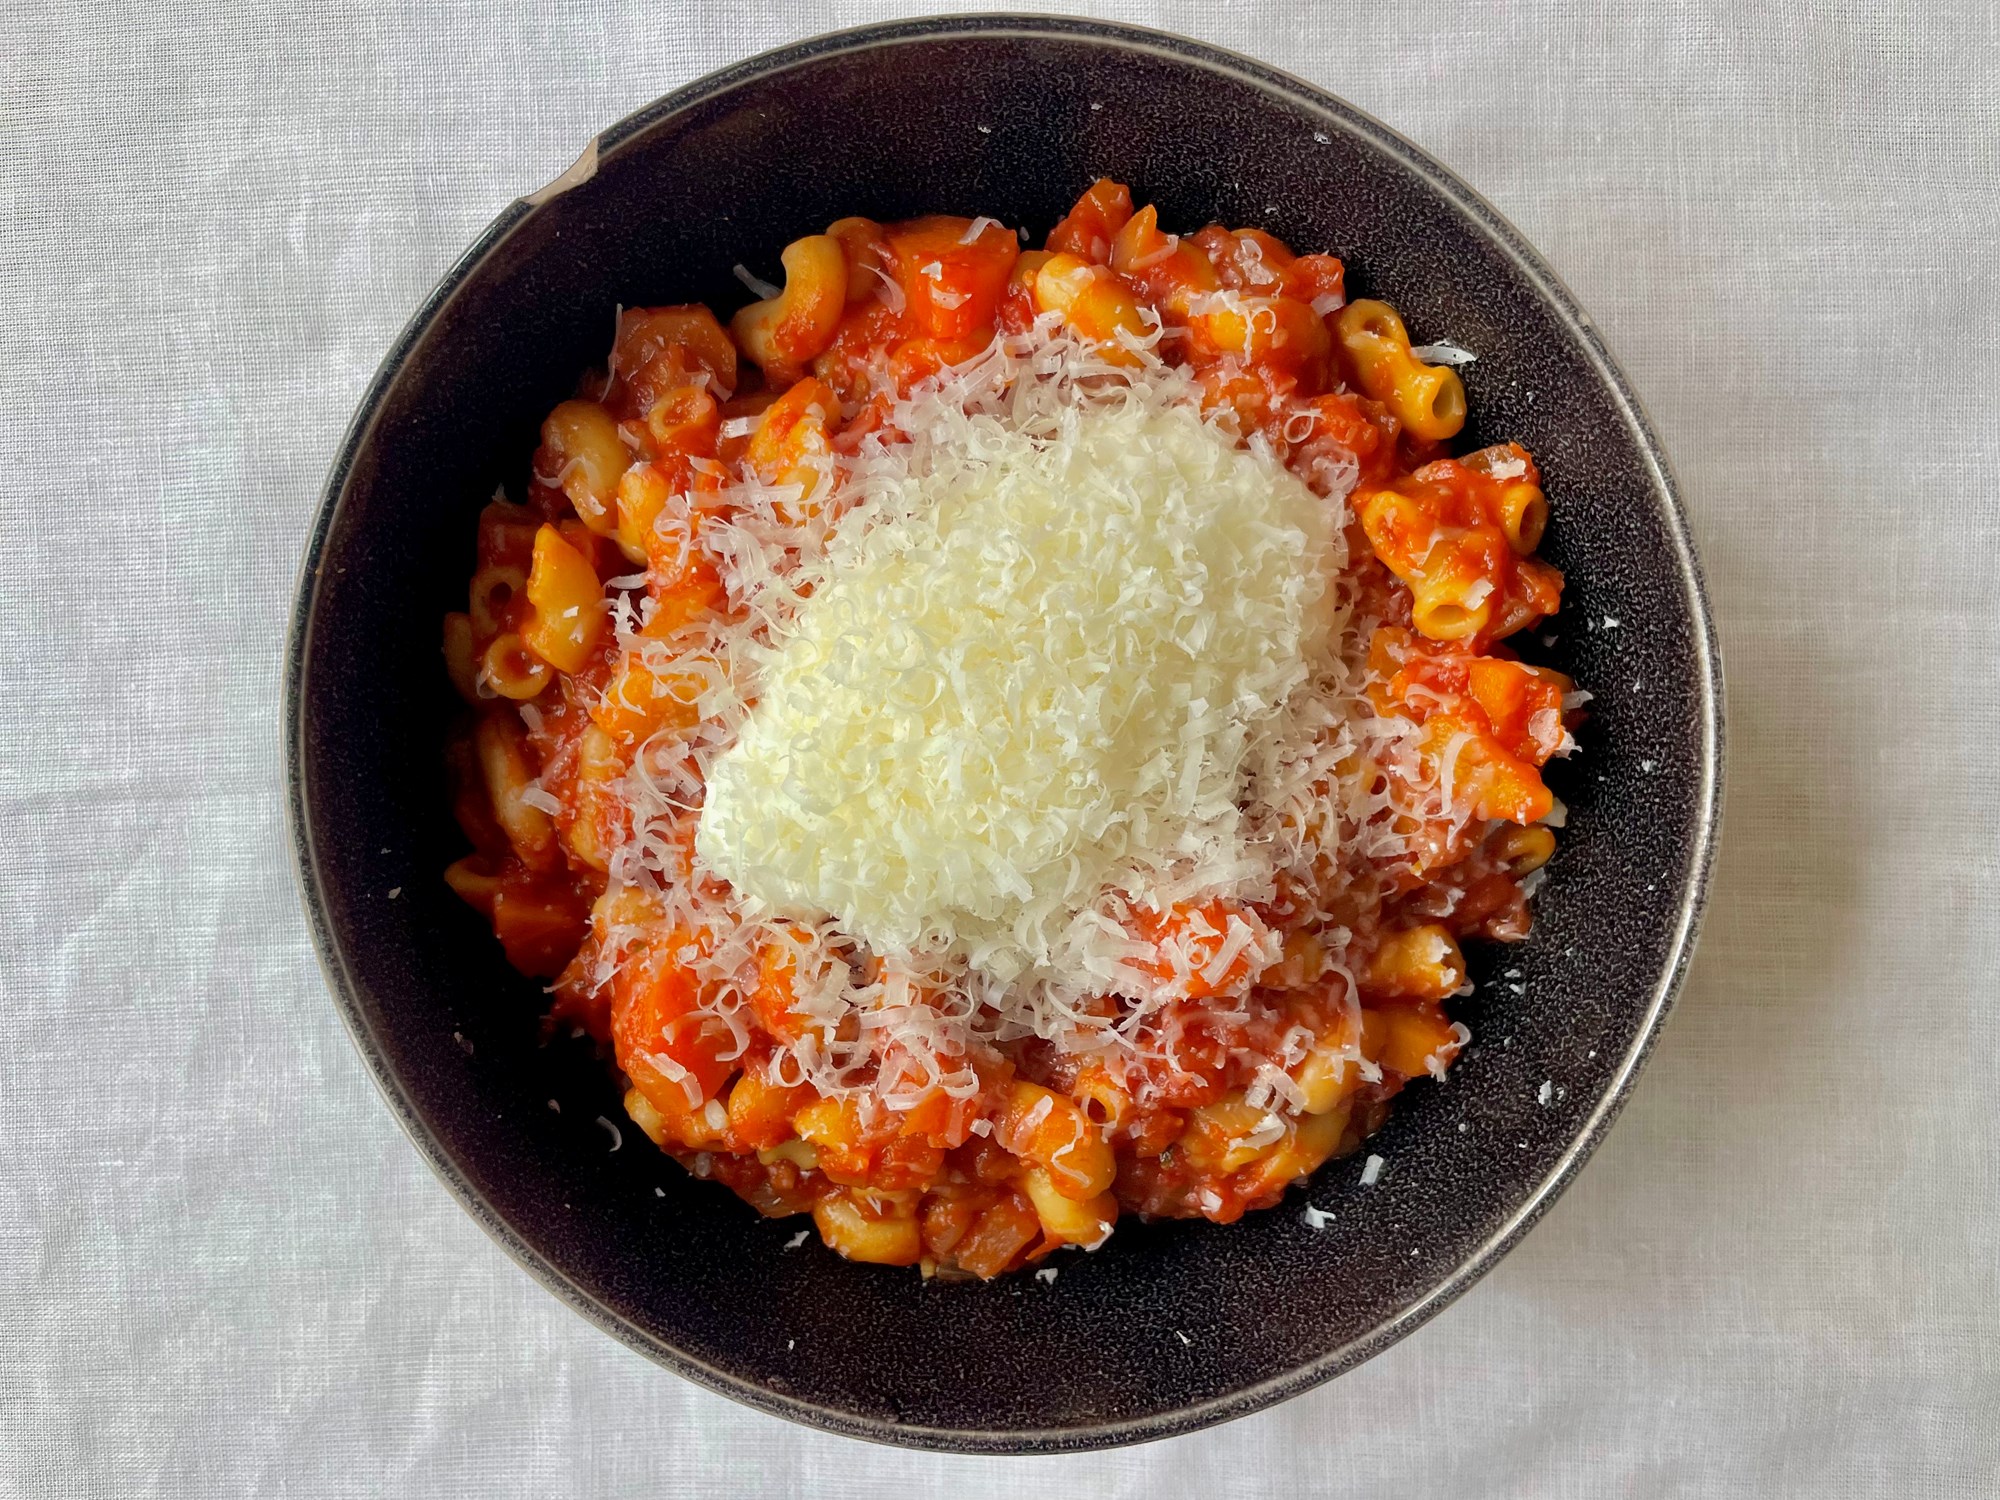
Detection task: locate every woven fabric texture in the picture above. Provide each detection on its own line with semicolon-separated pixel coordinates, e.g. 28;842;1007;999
2;1;1995;1494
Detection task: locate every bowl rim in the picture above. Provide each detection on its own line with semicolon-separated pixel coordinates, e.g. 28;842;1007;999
284;11;1726;1454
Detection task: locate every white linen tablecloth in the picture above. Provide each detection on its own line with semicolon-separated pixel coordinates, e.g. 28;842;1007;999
3;1;1995;1494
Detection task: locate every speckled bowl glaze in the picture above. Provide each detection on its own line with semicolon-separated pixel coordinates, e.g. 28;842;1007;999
286;15;1722;1452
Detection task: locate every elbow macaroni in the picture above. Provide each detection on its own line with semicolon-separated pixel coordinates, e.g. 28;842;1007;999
1335;299;1467;441
521;524;607;673
731;233;848;376
1032;252;1150;364
537;399;629;534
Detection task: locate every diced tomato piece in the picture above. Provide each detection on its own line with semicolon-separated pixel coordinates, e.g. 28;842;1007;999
611;950;737;1107
1422;713;1555;825
1301;390;1400;486
1283;252;1346;309
921;1192;981;1260
1047;179;1134;263
811;301;905;404
1466;658;1569;764
885;216;1019;342
951;1191;1042;1279
490;869;592;978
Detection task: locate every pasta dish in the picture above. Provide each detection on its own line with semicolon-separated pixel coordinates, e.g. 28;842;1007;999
438;180;1581;1277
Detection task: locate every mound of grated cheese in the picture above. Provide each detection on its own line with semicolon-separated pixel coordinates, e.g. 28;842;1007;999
584;321;1451;1108
695;392;1335;983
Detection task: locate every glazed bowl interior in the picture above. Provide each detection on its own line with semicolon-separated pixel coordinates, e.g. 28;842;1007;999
288;15;1720;1452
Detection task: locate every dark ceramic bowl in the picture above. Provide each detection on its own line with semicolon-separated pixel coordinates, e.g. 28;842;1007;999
286;15;1722;1452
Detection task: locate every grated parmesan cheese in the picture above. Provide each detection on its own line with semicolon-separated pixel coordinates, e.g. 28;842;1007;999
697;374;1336;984
864;263;906;314
580;322;1458;1113
732;263;780;300
1240;1112;1289;1150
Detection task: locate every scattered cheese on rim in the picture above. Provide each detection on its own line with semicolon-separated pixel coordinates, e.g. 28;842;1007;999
697;394;1334;980
1410;340;1477;367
